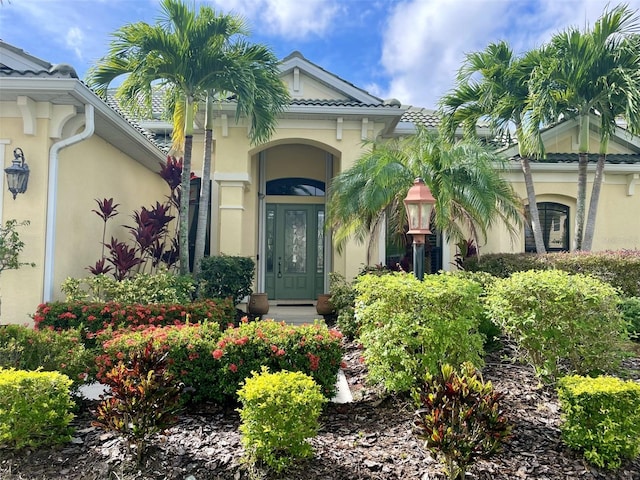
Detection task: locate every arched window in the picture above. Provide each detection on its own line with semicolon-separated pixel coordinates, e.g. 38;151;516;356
525;202;569;252
266;178;325;196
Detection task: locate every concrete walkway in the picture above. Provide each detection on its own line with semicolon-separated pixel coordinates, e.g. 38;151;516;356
252;304;324;325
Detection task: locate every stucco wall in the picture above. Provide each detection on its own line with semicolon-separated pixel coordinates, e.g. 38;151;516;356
0;107;167;325
55;136;168;296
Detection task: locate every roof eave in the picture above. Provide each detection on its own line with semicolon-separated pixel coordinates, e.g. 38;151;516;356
0;77;166;171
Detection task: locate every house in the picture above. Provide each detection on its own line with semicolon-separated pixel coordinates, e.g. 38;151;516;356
1;41;640;325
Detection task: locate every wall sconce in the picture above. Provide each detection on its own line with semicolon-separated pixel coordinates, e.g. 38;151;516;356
5;148;30;200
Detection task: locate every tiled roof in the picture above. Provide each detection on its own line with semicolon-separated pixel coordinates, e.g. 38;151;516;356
0;65;77;78
400;107;440;128
512;153;640;164
289;98;400;109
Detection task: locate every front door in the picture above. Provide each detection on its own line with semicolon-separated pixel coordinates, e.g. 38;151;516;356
265;203;324;300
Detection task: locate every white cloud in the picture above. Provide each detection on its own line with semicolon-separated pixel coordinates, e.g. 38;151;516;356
66;27;85;60
206;0;341;39
379;0;640;108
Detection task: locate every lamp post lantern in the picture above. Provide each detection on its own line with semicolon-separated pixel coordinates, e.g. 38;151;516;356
403;177;435;280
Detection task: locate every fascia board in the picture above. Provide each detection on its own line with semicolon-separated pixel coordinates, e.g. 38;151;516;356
279;56;382;104
503;160;640;174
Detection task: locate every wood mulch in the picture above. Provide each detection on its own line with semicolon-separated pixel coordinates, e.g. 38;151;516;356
2;340;639;480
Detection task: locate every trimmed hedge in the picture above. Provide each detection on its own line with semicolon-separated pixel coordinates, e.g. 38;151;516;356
558;375;640;469
464;250;640;297
355;272;485;394
486;270;629;382
33;298;235;347
0;368;75;449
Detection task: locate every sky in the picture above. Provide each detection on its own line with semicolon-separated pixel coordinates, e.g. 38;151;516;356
1;0;640;108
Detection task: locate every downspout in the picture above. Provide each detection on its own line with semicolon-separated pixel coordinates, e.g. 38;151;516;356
43;104;95;301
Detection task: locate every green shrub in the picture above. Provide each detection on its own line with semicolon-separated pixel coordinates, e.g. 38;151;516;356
486;270;629;382
197;255;255;305
237;367;326;472
547;250;640;297
93;341;182;465
355;272;485;394
0;368;74;449
413;362;512;480
328;272;358;338
97;322;221;403
465;250;640;297
0;324;92;387
33;298;234;348
98;319;343;404
212;320;344;402
618;297;640;341
463;252;543;278
446;271;501;350
61;270;195;304
558;375;640;469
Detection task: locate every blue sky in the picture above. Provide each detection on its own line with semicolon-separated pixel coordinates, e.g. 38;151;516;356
1;0;639;108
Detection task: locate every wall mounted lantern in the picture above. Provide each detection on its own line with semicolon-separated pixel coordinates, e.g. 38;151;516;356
5;148;30;200
403;177;435;280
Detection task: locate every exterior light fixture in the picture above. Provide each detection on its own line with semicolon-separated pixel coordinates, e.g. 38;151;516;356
403;177;435;280
5;148;30;200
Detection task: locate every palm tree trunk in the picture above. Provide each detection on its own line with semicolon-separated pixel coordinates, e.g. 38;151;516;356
193;94;214;277
179;96;194;275
583;152;606;251
573;115;590;251
521;157;546;253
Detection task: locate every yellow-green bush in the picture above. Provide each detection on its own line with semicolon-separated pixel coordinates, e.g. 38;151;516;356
486;270;628;382
355;272;485;394
237;367;326;472
0;368;74;449
558;375;640;469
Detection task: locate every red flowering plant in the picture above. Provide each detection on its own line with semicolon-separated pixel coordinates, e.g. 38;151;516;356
211;319;344;403
33;298;235;350
97;322;221;404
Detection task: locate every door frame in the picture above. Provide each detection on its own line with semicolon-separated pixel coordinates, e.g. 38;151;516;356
256;150;332;299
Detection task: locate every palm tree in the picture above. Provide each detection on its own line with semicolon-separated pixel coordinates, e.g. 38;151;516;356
440;41;547;253
326;127;523;261
87;0;289;276
529;4;640;251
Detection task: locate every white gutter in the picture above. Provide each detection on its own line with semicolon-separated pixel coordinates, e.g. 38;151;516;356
43;104;95;301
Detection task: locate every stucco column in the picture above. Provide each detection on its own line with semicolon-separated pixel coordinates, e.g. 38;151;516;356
214;172;250;255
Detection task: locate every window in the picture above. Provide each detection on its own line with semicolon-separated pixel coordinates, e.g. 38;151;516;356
525;202;569;252
266;178;325;196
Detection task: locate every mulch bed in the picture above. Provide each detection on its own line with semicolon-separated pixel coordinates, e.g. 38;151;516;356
2;340;639;480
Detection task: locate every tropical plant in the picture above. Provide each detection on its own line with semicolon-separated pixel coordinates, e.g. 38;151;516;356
87;0;289;276
529;4;640;250
326;127;522;257
439;41;547;253
0;219;33;275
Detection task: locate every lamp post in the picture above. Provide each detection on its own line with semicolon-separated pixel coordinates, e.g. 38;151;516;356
403;177;435;280
4;148;30;200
